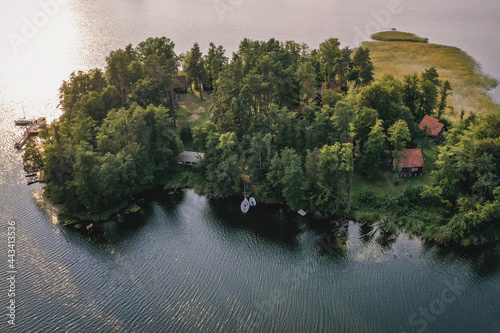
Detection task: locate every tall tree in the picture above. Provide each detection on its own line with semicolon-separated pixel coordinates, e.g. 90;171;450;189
185;43;209;100
359;119;386;177
437;80;453;118
267;148;305;210
354;107;378;150
318;38;341;83
351;47;374;87
295;61;317;101
388;119;411;168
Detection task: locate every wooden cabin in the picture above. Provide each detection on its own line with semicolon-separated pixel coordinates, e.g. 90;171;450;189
395;148;424;177
419;115;445;143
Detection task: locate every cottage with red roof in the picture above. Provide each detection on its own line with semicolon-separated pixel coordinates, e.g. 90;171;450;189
395;148;424;177
419;115;445;143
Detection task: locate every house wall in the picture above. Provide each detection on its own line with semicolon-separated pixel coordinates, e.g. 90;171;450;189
398;167;423;177
434;128;445;144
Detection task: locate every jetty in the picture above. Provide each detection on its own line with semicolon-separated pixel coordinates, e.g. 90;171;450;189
14;117;46;149
27;117;46;136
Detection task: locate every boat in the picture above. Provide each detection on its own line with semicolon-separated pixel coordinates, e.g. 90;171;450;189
14;136;27;149
249;197;257;207
14;105;33;126
15;119;32;126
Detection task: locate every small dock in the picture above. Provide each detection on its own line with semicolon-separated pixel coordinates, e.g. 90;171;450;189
27;117;46;136
14;117;46;149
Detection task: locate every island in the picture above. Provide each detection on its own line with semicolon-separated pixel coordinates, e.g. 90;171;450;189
27;33;500;246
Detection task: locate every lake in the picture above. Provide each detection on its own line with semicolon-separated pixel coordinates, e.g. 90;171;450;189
1;1;500;332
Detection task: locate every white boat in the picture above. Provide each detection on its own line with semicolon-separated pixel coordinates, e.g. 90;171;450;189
249;197;257;207
241;198;250;213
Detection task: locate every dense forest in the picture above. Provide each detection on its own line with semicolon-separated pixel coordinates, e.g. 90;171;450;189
34;36;500;245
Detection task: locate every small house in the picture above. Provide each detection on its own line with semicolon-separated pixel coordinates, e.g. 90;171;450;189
178;151;204;166
395;148;424;177
419;115;445;143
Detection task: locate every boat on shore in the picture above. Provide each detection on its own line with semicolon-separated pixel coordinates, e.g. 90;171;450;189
14;135;27;149
15;119;32;126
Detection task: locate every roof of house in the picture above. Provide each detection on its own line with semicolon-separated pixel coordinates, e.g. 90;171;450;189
178;151;204;164
419;115;444;137
397;148;424;169
320;81;341;95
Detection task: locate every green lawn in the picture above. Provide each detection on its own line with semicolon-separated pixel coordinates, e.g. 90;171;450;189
371;31;429;43
176;90;212;129
351;139;439;200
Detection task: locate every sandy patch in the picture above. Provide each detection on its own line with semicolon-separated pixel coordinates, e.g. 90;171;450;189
188;115;200;122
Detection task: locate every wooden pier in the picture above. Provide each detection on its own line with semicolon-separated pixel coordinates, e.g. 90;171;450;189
14;117;46;149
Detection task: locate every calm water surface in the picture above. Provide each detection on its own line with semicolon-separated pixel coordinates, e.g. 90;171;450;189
1;1;500;332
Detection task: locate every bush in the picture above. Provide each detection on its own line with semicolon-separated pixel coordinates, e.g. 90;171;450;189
180;123;193;143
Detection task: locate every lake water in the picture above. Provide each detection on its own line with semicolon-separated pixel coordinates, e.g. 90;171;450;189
1;1;500;332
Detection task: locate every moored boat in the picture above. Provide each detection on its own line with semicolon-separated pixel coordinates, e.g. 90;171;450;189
15;119;32;126
14;136;27;149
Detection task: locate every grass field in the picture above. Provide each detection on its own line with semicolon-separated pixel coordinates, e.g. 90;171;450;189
176;90;212;128
363;33;500;118
371;31;428;43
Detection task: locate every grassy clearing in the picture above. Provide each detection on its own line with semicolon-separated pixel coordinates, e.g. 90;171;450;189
176;90;212;129
363;39;500;118
351;139;439;200
371;31;428;43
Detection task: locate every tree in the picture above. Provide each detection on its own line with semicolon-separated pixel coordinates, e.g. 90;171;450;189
359;119;386;177
267;148;305;210
354;107;378;150
437;80;452;118
332;100;355;143
248;133;273;183
318;38;341;83
205;43;228;90
388;120;411;168
185;43;209;100
334;46;352;90
352;47;374;87
106;49;134;96
322;87;343;108
309;143;354;213
295;61;316;101
402;73;421;118
419;67;441;118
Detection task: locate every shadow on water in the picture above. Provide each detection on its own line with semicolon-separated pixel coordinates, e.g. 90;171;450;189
422;242;500;280
206;195;303;252
58;189;187;252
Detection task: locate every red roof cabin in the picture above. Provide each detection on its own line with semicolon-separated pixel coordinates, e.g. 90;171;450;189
419;115;445;143
395;148;424;177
